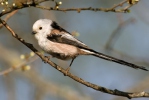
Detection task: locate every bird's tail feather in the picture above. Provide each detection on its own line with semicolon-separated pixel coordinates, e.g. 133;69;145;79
82;48;148;71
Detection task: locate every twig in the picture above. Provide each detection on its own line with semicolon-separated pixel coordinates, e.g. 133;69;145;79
105;18;136;51
0;0;137;17
0;0;52;17
114;76;149;100
0;19;149;99
35;0;133;13
0;55;38;76
35;6;127;13
110;0;127;9
0;10;18;28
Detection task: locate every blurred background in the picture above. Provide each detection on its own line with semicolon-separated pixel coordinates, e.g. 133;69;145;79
0;0;149;100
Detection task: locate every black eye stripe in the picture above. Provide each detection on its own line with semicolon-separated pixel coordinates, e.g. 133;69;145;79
39;27;42;30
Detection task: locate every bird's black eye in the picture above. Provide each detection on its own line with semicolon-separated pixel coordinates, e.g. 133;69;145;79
39;27;42;30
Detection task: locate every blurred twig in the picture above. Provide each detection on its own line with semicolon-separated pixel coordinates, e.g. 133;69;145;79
1;18;149;99
3;75;16;100
105;17;136;51
104;16;149;67
0;55;38;76
24;69;92;100
0;10;18;28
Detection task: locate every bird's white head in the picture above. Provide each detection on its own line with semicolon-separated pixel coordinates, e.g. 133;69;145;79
32;19;53;40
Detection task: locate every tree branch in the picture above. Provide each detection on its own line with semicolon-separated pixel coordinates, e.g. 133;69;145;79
0;0;52;17
0;0;138;17
35;0;133;13
0;18;149;99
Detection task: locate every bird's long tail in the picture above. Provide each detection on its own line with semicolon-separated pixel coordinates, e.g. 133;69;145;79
82;48;148;71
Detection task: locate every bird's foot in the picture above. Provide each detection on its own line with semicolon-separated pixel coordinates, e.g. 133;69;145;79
43;56;50;63
64;67;70;76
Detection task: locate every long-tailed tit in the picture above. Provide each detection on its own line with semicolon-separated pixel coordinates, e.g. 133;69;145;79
32;19;148;73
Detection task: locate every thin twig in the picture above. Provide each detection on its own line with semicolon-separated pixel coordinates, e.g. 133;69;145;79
35;0;133;13
110;0;127;9
35;6;127;13
0;0;52;17
0;19;149;99
0;10;18;28
105;18;136;51
0;0;137;17
0;55;38;76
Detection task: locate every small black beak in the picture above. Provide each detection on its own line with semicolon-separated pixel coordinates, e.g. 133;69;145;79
32;31;37;35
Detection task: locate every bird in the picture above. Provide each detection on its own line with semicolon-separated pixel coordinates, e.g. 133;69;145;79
32;19;148;74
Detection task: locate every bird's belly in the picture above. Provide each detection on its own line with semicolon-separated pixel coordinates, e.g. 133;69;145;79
39;40;79;60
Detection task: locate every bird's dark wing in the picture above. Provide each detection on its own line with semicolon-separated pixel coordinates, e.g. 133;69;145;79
47;29;90;50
